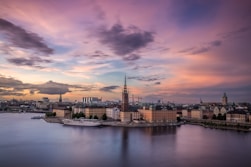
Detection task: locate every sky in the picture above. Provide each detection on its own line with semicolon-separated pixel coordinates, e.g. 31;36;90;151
0;0;251;103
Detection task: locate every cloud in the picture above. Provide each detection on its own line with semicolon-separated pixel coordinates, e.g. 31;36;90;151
0;88;25;96
88;50;110;58
191;47;209;55
128;75;164;82
0;75;95;96
123;54;141;61
179;40;222;55
154;82;161;85
7;56;51;68
219;26;251;39
97;23;154;55
99;85;119;92
0;18;53;55
132;65;152;70
209;40;222;47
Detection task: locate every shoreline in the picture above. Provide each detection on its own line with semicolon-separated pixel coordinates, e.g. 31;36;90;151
43;117;182;128
185;119;251;132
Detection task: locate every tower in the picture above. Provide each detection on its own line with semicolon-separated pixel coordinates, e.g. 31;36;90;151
222;92;228;105
122;75;129;112
59;93;62;103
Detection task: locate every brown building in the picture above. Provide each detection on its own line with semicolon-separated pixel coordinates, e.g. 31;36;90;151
226;110;247;123
85;107;106;119
53;107;72;119
138;106;177;123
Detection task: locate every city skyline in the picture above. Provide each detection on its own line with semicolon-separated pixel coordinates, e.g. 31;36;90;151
0;0;251;103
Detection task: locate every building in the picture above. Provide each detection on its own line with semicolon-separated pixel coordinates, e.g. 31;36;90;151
53;107;72;119
191;109;203;119
85;107;106;119
222;92;228;105
138;106;177;123
83;97;102;105
120;75;131;122
106;107;120;120
182;109;191;118
226;110;247;123
121;75;129;112
213;106;227;116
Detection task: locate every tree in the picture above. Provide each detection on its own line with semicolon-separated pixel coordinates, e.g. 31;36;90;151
212;114;217;119
102;113;107;120
203;115;208;119
94;115;98;119
89;115;93;119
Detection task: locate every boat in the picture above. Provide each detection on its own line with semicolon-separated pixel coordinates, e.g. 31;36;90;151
31;115;44;119
62;118;102;127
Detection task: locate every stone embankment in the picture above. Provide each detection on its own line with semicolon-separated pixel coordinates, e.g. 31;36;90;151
185;118;251;132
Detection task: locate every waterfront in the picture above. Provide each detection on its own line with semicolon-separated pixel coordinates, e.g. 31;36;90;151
0;113;251;167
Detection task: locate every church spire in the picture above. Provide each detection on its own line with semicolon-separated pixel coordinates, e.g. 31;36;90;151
124;74;127;93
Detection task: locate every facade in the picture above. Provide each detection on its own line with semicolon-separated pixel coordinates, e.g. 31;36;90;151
213;106;227;116
249;114;251;122
139;106;177;123
226;110;247;123
73;106;85;114
182;109;191;118
120;111;132;122
191;110;203;119
53;107;72;119
85;107;106;119
106;107;120;120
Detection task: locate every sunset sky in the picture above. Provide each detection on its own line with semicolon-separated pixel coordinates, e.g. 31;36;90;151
0;0;250;103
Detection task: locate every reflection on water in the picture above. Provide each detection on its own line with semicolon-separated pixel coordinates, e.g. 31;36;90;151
0;113;251;167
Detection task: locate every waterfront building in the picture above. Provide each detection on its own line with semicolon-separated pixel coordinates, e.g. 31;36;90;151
226;110;247;123
53;107;72;119
72;106;85;114
182;109;191;118
138;105;177;123
191;109;203;119
85;107;106;119
222;92;228;105
106;107;120;120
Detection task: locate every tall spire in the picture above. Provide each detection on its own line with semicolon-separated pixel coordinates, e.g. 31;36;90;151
59;92;62;103
124;74;127;93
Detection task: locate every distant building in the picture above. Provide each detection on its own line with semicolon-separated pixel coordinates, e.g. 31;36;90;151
83;97;102;105
222;92;228;105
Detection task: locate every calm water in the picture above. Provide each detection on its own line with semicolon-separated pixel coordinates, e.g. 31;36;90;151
0;113;251;167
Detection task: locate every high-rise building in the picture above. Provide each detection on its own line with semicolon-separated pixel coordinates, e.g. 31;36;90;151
121;75;129;112
222;92;228;105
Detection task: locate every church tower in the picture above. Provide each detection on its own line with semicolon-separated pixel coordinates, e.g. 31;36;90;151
222;92;228;105
122;75;129;112
59;93;62;103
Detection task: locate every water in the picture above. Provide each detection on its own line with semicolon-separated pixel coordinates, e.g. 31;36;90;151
0;113;250;167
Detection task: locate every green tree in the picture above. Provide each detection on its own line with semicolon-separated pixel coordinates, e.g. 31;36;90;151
102;113;107;120
212;114;217;119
